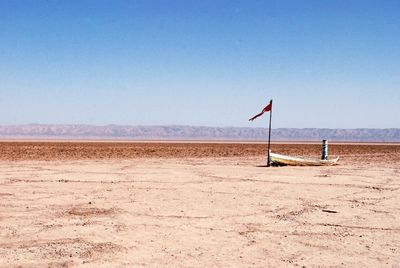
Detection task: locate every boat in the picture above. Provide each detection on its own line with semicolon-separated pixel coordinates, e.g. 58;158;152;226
270;152;339;166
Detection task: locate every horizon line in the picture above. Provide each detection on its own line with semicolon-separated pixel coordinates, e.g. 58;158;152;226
1;123;399;130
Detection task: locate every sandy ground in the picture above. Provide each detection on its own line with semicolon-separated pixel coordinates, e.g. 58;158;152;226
0;142;399;267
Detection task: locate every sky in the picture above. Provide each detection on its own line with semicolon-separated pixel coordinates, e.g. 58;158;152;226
1;0;399;128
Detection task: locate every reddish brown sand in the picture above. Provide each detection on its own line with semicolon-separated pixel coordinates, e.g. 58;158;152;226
0;141;399;163
0;142;399;267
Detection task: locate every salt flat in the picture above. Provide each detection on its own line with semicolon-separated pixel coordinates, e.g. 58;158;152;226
0;143;399;267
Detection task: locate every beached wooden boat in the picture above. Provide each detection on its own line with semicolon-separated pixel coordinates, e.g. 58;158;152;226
270;152;339;166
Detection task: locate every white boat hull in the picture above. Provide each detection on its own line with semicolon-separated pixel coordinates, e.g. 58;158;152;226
270;152;339;166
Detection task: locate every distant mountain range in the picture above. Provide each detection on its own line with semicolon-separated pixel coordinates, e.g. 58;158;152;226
0;124;399;142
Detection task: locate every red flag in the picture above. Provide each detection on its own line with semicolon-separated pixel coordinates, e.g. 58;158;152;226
249;100;272;121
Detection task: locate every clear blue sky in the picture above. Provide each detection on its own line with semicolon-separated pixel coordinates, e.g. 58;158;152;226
1;0;399;128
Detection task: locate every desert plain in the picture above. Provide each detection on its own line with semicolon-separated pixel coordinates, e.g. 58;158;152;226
0;141;399;267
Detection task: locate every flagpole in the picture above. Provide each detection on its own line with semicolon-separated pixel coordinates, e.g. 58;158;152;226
267;99;273;167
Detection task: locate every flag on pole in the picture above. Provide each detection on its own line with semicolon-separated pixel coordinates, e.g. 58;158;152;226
248;100;272;121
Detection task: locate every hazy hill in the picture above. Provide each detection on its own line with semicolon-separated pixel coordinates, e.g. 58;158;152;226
0;124;399;142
